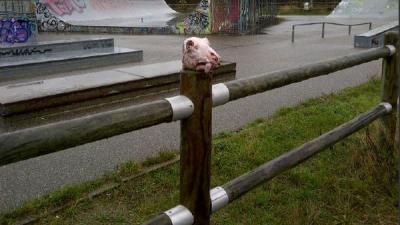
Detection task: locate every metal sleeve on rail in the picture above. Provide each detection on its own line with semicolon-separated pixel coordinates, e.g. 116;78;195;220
165;95;194;121
0;100;174;166
142;205;193;225
212;83;230;107
221;103;391;202
224;47;392;101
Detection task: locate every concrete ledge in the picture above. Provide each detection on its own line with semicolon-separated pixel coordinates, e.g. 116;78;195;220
0;38;143;82
0;38;115;57
0;61;236;116
0;48;143;82
354;21;398;48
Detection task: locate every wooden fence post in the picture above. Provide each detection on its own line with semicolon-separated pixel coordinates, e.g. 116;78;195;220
180;70;212;225
380;32;399;155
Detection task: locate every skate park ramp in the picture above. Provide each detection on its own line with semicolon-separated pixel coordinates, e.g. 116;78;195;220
35;0;203;32
35;0;277;34
37;0;176;28
328;0;398;18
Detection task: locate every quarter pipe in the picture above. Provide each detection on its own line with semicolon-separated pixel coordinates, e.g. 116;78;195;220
35;0;277;35
328;0;398;18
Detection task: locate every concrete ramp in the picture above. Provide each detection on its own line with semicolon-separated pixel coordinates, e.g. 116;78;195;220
37;0;177;28
35;0;200;34
35;0;278;35
328;0;398;18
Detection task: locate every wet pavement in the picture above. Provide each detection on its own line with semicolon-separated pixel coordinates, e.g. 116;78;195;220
0;16;394;212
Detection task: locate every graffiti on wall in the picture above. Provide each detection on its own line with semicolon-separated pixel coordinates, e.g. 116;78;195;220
0;18;36;44
0;47;52;56
211;0;240;33
41;0;86;16
175;0;210;34
36;1;66;31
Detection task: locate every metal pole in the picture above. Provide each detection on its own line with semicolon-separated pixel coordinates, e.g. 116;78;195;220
292;25;295;43
322;22;325;38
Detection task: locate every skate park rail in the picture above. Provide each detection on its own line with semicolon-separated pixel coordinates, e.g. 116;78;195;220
291;21;372;42
0;33;398;225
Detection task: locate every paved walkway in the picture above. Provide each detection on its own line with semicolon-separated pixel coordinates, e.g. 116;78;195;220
0;16;394;212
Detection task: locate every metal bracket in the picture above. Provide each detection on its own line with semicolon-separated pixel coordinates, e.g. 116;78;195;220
212;83;230;107
164;205;194;225
210;186;229;213
165;96;194;121
385;45;396;56
380;102;393;113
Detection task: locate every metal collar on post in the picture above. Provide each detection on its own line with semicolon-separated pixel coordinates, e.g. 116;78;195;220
380;102;393;113
165;205;194;225
210;186;229;212
165;96;194;121
212;83;230;107
385;45;396;56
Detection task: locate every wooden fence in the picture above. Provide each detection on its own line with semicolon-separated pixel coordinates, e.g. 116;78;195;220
0;33;398;225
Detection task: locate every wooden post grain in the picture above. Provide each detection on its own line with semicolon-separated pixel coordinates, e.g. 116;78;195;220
380;32;398;156
180;70;212;225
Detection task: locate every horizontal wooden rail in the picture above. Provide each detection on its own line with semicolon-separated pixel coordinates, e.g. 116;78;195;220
225;46;392;101
0;46;393;166
142;102;392;225
143;214;172;225
221;103;391;201
0;100;174;166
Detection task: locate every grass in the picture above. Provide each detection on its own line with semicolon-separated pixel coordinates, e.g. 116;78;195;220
0;152;178;225
1;78;397;225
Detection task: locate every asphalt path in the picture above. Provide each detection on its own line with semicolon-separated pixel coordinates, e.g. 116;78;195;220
0;16;394;212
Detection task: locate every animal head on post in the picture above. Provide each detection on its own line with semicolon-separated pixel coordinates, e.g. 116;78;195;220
182;37;221;73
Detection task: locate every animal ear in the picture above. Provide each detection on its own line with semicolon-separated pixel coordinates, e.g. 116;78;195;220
202;37;210;45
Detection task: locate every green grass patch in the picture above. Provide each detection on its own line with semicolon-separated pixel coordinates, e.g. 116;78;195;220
0;152;176;225
1;78;397;225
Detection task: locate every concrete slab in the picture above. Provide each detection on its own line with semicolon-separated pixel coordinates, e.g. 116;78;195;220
0;71;142;104
0;47;143;82
0;38;114;57
354;21;398;48
118;60;237;78
0;61;236;116
117;61;181;78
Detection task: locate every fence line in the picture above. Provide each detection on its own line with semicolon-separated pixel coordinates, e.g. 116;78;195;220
143;102;392;225
0;46;392;166
142;33;398;225
291;22;373;42
0;33;398;225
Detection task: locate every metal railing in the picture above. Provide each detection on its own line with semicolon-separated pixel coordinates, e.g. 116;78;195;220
0;34;398;225
291;22;373;42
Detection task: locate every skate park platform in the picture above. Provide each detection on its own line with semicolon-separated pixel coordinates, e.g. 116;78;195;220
0;60;236;120
354;21;399;48
0;38;143;82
